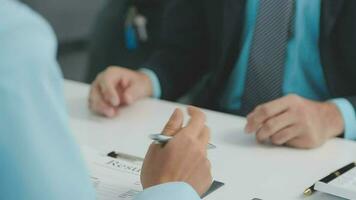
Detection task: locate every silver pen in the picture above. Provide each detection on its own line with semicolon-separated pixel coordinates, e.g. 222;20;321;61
149;134;216;149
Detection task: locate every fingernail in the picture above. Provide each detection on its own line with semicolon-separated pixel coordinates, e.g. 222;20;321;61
106;109;115;117
111;97;119;106
125;94;132;104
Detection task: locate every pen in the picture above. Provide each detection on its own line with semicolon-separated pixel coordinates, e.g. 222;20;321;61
149;134;217;149
303;162;356;196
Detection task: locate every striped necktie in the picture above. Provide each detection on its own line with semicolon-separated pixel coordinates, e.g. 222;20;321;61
239;0;295;116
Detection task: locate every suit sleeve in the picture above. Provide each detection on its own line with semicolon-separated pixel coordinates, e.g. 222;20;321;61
0;1;96;199
134;182;201;200
144;0;210;100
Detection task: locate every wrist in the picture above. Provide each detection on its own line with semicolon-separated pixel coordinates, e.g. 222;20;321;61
321;102;344;138
139;68;162;98
138;71;154;97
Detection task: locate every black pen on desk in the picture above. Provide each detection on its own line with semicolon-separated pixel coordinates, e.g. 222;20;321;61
149;134;216;150
303;162;356;196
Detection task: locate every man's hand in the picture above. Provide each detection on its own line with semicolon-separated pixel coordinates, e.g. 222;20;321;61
88;66;153;117
245;94;344;149
141;107;212;196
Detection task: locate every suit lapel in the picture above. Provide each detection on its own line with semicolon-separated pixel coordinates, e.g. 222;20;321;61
221;0;246;62
208;0;246;107
321;0;344;37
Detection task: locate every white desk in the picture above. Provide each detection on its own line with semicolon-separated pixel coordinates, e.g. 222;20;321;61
64;80;356;200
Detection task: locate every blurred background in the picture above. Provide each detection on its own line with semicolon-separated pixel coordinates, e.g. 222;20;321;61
21;0;166;83
22;0;106;82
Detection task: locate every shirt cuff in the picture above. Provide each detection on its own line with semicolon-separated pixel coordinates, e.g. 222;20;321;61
139;68;162;99
330;98;356;140
134;182;201;200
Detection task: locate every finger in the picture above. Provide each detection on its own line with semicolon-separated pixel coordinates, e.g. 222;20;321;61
120;78;130;88
198;126;210;146
245;97;290;133
91;97;117;117
162;108;184;136
199;126;210;145
97;73;121;107
113;79;128;106
147;143;161;153
185;106;206;136
122;83;138;105
89;83;117;117
123;83;145;105
91;94;117;117
142;143;161;165
256;111;295;142
198;126;210;155
270;126;299;145
285;137;312;149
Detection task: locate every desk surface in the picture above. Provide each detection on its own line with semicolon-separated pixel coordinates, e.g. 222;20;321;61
64;80;356;200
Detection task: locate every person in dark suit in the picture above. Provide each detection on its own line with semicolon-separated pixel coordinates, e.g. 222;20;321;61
89;0;356;149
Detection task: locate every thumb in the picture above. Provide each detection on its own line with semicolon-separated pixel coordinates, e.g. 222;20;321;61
162;108;184;136
98;77;120;107
122;81;148;105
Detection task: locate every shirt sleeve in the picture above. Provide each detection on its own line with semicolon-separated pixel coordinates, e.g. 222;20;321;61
0;1;96;199
330;98;356;140
134;182;201;200
140;68;162;98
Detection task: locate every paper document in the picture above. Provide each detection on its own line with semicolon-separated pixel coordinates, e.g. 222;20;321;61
81;146;224;200
82;147;143;200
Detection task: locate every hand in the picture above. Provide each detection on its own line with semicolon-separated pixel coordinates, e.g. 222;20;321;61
141;107;212;196
245;94;344;149
88;66;153;117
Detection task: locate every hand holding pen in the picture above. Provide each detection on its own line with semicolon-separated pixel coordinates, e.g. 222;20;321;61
141;107;213;196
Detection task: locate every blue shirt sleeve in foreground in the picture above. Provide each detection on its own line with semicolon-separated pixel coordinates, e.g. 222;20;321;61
0;1;96;199
135;182;201;200
0;2;202;200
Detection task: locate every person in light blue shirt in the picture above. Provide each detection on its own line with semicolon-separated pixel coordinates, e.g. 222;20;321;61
89;0;356;149
0;0;211;199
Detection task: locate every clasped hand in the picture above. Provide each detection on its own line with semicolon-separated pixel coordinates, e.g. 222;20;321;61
245;95;344;149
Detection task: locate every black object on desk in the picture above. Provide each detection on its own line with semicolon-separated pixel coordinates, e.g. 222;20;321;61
201;181;225;198
303;162;356;196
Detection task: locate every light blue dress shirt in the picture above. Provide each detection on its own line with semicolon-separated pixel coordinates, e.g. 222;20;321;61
0;1;200;199
145;0;356;140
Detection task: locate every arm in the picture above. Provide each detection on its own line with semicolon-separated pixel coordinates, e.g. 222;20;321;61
0;1;95;199
144;0;210;100
0;4;211;200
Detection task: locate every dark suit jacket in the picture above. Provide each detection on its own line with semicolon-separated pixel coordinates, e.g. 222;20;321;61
87;0;167;83
145;0;356;114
